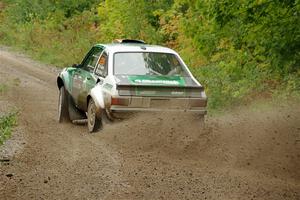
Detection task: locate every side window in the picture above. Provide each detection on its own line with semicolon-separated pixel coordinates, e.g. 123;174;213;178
95;52;108;77
81;47;103;72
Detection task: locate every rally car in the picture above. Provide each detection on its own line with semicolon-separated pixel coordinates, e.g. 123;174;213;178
57;39;207;132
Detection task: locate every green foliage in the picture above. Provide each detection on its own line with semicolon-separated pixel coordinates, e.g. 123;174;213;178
3;0;100;23
0;0;299;110
170;0;300;109
0;111;17;145
97;0;165;43
0;2;100;66
0;84;8;94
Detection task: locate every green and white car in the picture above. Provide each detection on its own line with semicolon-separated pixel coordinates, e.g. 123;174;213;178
57;39;207;132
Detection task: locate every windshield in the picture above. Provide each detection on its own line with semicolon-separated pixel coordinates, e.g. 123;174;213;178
114;52;189;76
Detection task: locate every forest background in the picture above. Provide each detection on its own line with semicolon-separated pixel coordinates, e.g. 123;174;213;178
0;0;299;110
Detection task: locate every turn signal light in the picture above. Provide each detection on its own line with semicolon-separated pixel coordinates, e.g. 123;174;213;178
111;97;129;106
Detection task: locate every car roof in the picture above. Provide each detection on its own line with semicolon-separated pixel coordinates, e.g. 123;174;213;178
94;43;177;54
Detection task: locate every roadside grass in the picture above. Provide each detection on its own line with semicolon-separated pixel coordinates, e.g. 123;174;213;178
0;111;17;145
0;78;20;94
0;83;18;145
0;84;8;94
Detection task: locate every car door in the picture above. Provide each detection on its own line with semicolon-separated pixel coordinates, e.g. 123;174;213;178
72;47;103;109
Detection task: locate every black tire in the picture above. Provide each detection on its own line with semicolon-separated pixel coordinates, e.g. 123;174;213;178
87;98;102;133
102;109;114;124
58;86;70;123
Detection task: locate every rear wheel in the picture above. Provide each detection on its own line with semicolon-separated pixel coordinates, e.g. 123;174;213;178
87;98;102;133
58;86;70;123
102;109;114;124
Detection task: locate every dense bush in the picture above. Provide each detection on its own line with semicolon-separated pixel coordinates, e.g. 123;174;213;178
0;0;299;110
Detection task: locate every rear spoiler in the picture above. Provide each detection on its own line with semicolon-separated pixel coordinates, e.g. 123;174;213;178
116;83;205;90
113;39;146;44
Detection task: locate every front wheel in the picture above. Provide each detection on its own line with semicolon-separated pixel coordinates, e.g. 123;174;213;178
87;98;102;133
58;86;70;123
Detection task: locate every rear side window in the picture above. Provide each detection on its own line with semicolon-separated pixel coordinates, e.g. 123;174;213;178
81;47;103;73
95;52;108;77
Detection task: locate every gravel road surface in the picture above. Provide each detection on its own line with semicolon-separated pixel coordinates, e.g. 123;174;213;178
0;49;299;199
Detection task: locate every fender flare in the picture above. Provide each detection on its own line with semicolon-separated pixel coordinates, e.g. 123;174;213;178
90;84;105;109
57;68;72;93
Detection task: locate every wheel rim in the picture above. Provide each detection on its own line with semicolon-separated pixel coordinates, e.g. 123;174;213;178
88;100;96;130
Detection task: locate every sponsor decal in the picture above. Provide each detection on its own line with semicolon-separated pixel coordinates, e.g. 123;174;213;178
128;75;185;86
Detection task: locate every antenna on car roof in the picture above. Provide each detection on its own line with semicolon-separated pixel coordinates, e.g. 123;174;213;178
113;39;146;44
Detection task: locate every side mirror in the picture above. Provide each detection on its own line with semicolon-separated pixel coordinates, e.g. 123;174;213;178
72;64;80;68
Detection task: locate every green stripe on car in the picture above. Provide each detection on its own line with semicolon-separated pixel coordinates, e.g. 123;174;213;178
128;75;185;86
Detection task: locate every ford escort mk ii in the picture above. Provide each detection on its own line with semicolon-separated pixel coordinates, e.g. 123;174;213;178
57;39;207;132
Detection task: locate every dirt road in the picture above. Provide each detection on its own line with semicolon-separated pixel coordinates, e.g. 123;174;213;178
0;48;299;200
